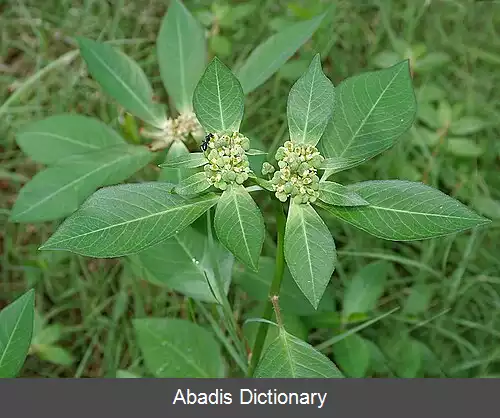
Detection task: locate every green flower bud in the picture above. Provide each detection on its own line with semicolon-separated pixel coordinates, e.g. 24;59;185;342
261;162;275;176
223;171;236;182
276;192;288;202
241;137;250;151
215;181;228;190
275;147;286;160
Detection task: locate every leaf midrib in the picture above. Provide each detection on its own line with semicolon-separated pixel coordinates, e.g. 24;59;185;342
280;330;297;377
339;65;404;157
300;64;317;143
214;62;225;130
175;15;188;111
145;327;210;378
230;188;255;269
13;151;137;218
84;45;161;126
0;296;31;374
21;131;102;150
298;205;316;302
368;204;482;221
43;196;218;247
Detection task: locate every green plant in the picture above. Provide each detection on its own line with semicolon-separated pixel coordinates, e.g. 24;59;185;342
8;1;491;378
0;289;35;378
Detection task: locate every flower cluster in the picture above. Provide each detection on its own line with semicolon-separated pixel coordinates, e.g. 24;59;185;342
203;132;252;190
270;141;324;203
147;111;204;151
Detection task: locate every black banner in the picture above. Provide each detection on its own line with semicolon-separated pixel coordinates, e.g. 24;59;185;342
0;379;498;417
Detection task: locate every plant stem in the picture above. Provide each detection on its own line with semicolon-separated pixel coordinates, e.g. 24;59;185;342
247;200;286;377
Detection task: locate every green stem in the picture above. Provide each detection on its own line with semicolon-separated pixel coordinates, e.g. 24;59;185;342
247;200;287;377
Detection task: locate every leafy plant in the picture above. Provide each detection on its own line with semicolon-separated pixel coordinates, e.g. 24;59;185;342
0;289;35;378
9;1;491;379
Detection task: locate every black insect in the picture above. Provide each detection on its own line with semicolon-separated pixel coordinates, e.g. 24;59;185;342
201;133;214;152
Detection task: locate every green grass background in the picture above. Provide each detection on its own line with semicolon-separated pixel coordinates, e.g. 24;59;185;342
1;0;499;377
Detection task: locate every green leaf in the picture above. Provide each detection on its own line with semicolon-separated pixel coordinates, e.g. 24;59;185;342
157;0;206;112
32;324;63;346
403;283;433;315
319;180;490;241
40;182;219;257
384;334;422;378
210;35;232;57
332;334;371;378
159;152;207;168
16;114;123;165
0;289;35;378
473;196;500;220
372;51;400;68
319;181;369;207
255;327;343;378
215;184;264;271
319;156;362;174
193;57;244;133
116;370;141;378
232;257;335;316
284;202;336;308
77;37;165;127
287;54;335;146
158;141;197;183
445;137;484;158
319;61;416;165
35;345;74;366
365;339;391;375
10;145;153;223
174;172;211;196
134;318;224;377
134;226;233;302
414;52;450;73
236;14;325;94
342;261;390;320
449;116;487;136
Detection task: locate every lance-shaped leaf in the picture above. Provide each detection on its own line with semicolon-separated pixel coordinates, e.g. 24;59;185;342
10;145;153;223
15;114;123;165
77;37;165;127
214;184;264;271
193;57;244;133
255;327;343;378
40;182;219;257
319;61;416;165
0;289;35;378
332;334;371;378
174;172;211;196
159;152;207;168
158;140;197;184
342;261;390;320
134;318;224;377
284;202;336;308
287;54;335;146
318;181;368;207
236;14;325;94
318;180;490;241
133;227;233;303
157;0;206;112
232;257;335;316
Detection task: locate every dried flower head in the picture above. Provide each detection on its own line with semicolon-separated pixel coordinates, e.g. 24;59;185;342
146;111;204;150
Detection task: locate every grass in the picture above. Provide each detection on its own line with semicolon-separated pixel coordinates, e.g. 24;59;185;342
1;0;499;378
